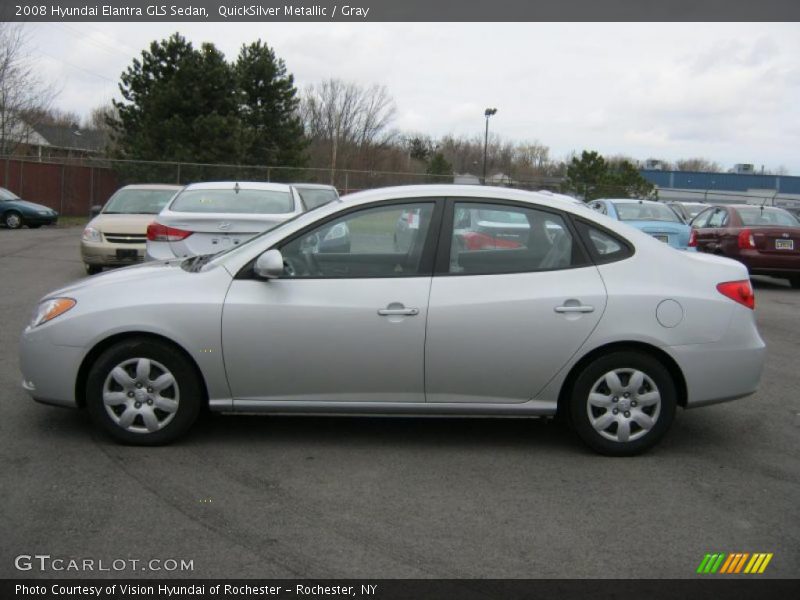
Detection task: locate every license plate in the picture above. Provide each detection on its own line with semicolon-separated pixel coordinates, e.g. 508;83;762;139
652;234;669;243
116;249;138;260
775;239;794;250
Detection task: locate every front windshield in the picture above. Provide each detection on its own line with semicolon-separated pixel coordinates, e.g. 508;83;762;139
736;206;800;227
0;188;20;201
171;189;293;214
103;188;177;214
684;204;707;219
614;202;682;223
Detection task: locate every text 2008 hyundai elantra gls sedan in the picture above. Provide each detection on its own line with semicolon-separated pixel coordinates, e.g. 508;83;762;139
19;185;766;455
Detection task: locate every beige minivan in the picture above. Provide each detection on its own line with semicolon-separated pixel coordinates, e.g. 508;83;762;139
81;184;181;274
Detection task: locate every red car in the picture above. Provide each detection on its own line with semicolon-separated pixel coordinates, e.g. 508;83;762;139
690;204;800;288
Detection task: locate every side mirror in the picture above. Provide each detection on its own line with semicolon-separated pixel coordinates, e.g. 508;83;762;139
254;249;284;279
90;205;102;217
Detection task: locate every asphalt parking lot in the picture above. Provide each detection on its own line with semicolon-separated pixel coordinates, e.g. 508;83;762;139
1;226;798;579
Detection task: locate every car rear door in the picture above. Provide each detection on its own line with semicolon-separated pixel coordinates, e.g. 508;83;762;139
221;199;442;404
424;199;607;404
691;207;716;252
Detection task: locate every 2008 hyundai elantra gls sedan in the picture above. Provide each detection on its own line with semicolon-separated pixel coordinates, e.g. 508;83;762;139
19;185;766;455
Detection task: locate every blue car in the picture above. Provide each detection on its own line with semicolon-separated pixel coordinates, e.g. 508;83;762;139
588;198;692;250
1;186;58;229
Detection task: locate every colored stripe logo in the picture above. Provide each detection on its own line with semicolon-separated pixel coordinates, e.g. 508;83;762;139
696;552;773;574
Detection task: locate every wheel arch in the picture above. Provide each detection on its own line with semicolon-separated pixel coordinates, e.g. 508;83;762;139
75;332;209;408
557;341;688;419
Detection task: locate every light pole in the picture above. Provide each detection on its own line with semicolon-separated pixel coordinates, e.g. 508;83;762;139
482;107;497;184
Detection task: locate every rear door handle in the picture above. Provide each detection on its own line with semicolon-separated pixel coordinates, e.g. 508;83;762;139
554;305;594;314
378;307;419;316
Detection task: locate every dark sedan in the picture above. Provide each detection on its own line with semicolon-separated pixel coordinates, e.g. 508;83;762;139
0;187;59;229
690;204;800;288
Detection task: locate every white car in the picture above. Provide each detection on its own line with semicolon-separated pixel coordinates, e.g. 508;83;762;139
146;181;305;261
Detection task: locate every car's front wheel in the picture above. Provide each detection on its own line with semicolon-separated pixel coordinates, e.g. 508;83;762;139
4;211;23;229
86;338;202;445
85;264;102;275
569;351;676;456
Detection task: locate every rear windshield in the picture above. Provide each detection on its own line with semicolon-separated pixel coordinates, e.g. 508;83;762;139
476;210;528;224
296;188;338;210
614;202;682;223
170;189;294;214
103;189;176;214
736;206;799;227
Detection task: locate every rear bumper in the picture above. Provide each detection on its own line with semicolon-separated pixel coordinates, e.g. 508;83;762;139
145;241;176;262
736;249;800;275
668;307;766;408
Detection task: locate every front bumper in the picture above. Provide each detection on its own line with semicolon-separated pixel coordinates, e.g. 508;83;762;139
26;215;58;226
19;325;84;407
81;241;145;266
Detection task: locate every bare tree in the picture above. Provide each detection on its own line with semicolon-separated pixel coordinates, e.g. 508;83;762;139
675;157;721;173
0;23;57;156
301;79;396;181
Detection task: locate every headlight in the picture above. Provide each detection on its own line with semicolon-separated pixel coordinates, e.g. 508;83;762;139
30;298;76;328
38;210;49;215
323;223;348;241
82;227;101;242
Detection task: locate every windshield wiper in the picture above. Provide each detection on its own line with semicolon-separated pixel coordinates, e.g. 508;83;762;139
182;253;215;273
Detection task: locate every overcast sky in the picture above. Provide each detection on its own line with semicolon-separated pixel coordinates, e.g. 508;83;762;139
24;22;800;173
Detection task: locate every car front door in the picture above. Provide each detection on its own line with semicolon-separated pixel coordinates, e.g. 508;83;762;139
424;200;607;404
222;200;441;404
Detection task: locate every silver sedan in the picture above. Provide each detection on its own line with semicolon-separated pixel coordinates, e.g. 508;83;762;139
19;185;766;455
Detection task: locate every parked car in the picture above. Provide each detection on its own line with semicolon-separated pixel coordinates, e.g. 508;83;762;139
588;198;692;249
666;201;708;223
690;204;800;288
81;184;181;275
146;181;347;261
20;185;765;456
0;186;58;229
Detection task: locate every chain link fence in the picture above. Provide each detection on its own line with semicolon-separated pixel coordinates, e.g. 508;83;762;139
3;154;797;216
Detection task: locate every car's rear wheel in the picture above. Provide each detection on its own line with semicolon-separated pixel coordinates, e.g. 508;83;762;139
85;264;102;275
86;338;202;445
4;211;23;229
569;351;676;456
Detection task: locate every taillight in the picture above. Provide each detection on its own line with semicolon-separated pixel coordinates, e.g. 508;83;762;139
147;222;192;242
737;228;755;249
688;229;697;247
717;280;755;310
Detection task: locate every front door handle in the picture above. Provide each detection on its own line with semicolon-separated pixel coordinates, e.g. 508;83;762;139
378;306;419;316
554;304;595;314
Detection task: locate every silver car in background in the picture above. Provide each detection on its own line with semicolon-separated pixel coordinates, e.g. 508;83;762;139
145;181;303;260
20;185;765;455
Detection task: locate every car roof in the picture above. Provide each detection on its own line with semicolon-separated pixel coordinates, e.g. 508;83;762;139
341;185;586;209
118;184;182;191
182;181;292;191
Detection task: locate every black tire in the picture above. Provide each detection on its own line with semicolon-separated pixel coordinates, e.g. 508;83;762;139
788;276;800;289
4;211;23;229
86;338;203;445
568;351;677;456
85;264;102;275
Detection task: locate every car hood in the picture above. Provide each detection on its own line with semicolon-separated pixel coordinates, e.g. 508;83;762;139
5;199;55;213
43;259;191;299
89;213;157;233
